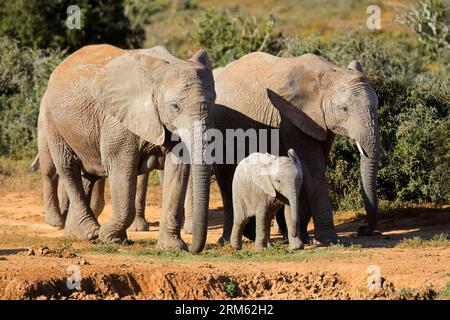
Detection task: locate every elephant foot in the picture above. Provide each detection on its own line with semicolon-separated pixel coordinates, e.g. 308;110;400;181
254;244;268;252
182;220;193;235
157;235;188;251
99;224;128;244
230;238;242;250
64;211;100;240
288;237;304;250
217;234;231;246
313;228;339;246
128;215;150;232
281;232;289;244
312;237;339;247
357;225;382;236
300;231;311;245
45;210;66;229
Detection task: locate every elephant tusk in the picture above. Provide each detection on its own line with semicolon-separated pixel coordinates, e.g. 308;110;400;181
356;141;367;157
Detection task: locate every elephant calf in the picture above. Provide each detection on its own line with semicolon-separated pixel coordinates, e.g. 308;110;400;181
231;149;304;251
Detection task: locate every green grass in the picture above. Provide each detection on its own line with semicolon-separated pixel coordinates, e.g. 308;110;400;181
88;244;120;254
438;281;450;299
80;239;363;262
396;234;450;248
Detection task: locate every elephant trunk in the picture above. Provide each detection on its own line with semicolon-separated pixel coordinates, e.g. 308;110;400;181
189;164;211;253
356;123;380;235
188;118;212;253
288;193;299;238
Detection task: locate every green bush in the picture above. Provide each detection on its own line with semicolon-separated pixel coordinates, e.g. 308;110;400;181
0;0;156;51
195;9;449;208
195;8;285;67
0;38;65;158
396;0;450;57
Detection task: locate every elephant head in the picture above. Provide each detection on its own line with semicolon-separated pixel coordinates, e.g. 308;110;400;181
251;149;303;239
267;54;380;235
93;48;216;253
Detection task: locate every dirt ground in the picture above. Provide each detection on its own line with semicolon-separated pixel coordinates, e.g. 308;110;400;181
0;173;449;300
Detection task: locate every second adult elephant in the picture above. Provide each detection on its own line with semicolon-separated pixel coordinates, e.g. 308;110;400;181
182;53;381;245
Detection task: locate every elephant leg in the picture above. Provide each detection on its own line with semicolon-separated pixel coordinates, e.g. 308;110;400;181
90;178;106;219
284;204;304;250
129;171;150;231
98;164;137;244
255;209;271;252
214;164;235;244
57;176;69;219
274;207;288;243
46;126;100;240
182;167;193;234
299;189;312;244
157;154;188;250
230;215;249;250
38;133;65;229
303;167;338;245
157;169;164;185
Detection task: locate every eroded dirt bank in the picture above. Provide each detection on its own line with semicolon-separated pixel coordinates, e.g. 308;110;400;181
0;180;449;300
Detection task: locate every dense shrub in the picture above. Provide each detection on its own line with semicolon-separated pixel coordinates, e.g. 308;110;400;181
0;0;157;51
195;9;285;67
195;9;450;207
0;38;65;158
396;0;450;56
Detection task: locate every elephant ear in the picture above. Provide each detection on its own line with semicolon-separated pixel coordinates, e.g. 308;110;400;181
189;49;213;72
287;148;302;175
348;60;364;73
93;53;168;145
267;88;328;141
251;155;276;198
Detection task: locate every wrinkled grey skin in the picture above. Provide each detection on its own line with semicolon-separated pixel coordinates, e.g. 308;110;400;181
109;52;381;247
210;52;380;245
231;150;304;251
38;44;215;252
30;154;164;231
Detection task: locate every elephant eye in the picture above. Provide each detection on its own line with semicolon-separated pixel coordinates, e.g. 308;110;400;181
339;105;348;113
170;102;180;112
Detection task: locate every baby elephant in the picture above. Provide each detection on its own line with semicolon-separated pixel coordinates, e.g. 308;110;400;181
231;149;304;251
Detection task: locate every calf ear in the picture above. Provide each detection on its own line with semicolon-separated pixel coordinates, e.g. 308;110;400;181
190;49;213;71
251;157;276;198
348;60;363;73
253;174;276;198
288;148;303;173
93;53;167;145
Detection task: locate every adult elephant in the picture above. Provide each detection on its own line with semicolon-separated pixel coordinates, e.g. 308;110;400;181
207;52;380;245
37;44;215;252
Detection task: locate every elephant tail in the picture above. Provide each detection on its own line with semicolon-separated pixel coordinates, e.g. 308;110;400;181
29;154;40;173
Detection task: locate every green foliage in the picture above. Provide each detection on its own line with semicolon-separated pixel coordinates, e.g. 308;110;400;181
396;234;450;248
224;280;238;298
396;0;450;57
195;6;449;208
195;9;285;67
124;0;166;31
89;244;120;253
0;38;65;158
439;281;450;298
0;0;154;51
